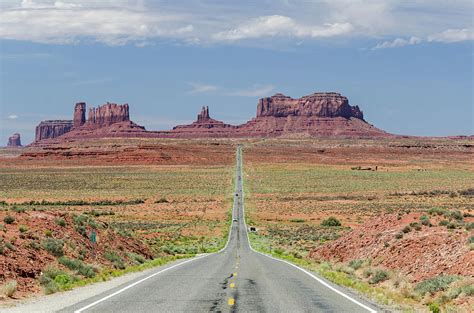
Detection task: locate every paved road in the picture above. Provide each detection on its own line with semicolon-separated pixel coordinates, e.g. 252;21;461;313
64;146;378;313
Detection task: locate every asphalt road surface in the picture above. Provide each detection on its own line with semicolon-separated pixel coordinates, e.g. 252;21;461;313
64;146;379;313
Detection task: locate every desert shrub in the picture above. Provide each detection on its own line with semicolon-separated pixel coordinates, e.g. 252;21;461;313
465;223;474;231
155;197;169;203
58;256;96;278
54;217;66;227
410;222;422;231
289;218;305;223
448;211;464;221
429;208;446;216
3;215;14;224
39;266;76;294
415;275;459;295
6;242;15;251
447;222;457;229
2;280;17;297
395;232;403;239
447;283;474;300
420;215;431;226
29;240;40;250
126;252;146;264
459;188;474;197
402;225;411;233
369;269;389;284
104;251;125;269
428;303;440;313
73;214;88;226
19;225;28;233
0;244;4;255
44;229;52;237
273;248;285;255
439;220;449;226
75;225;87;237
87;219;98;229
42;238;64;257
348;259;364;270
321;217;341;227
468;236;474;244
11;206;26;213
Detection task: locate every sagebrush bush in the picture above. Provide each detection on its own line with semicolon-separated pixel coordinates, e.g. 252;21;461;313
104;251;125;269
54;217;66;227
414;275;459;295
3;215;14;224
321;217;341;227
58;256;96;278
348;259;364;270
42;238;64;257
2;280;17;297
369;269;389;284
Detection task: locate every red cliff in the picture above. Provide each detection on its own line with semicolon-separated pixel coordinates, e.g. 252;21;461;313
7;133;22;147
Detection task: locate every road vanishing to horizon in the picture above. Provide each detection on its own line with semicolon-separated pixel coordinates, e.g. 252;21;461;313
61;146;379;313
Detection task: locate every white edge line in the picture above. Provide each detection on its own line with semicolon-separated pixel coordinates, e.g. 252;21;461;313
74;150;242;313
239;146;377;313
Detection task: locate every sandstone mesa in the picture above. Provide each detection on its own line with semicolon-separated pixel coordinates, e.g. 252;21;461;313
33;92;391;143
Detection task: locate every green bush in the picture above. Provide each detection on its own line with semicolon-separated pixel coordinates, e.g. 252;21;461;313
39;266;76;294
420;215;431;226
348;259;364;270
468;236;474;244
54;217;66;227
321;217;341;227
439;220;449;226
289;218;305;223
369;269;389;284
58;256;96;278
42;238;64;257
104;251;125;269
19;225;28;233
11;206;26;213
126;252;146;264
3;215;14;224
415;275;459;295
2;280;17;297
449;211;463;221
428;303;440;313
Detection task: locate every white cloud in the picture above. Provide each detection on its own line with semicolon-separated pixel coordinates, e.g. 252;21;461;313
225;85;275;97
373;28;473;49
8;115;18;119
213;15;353;41
373;36;422;49
0;1;194;45
428;28;473;43
0;1;472;47
188;83;219;94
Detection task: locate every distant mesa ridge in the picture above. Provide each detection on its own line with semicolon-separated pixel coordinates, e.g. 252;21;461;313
33;91;391;142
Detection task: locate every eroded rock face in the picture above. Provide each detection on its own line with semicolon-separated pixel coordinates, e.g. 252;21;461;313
85;103;130;128
35;120;73;141
256;92;364;120
73;102;86;128
171;106;235;137
7;133;22;147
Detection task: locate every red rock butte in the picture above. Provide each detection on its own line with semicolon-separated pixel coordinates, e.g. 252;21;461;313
7;133;22;147
33;92;392;143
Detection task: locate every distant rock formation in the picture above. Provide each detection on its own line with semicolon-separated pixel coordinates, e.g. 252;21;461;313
7;133;22;147
171;106;235;136
35;120;73;141
73;102;86;128
236;92;387;138
33;91;393;142
256;93;364;119
35;102;137;142
85;103;130;128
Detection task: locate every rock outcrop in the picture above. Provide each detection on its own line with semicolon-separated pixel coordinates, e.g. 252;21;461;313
7;133;22;147
33;91;393;142
85;103;130;128
73;102;86;128
35;120;73;141
256;93;364;119
170;106;235;137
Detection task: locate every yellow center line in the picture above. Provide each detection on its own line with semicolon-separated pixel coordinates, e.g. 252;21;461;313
228;298;235;306
233;272;237;277
230;283;235;288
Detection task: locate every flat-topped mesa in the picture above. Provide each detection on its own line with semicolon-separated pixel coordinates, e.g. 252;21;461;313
35;120;73;141
7;133;22;147
85;102;130;128
257;92;364;120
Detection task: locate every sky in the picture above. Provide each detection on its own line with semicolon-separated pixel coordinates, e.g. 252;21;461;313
0;0;473;144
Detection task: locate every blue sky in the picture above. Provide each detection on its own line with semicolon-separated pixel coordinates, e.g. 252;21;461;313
1;0;473;144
